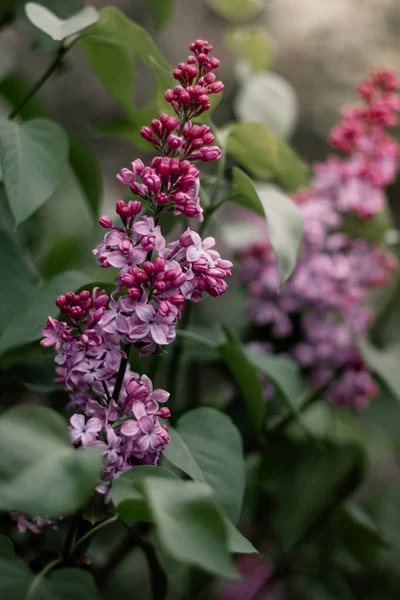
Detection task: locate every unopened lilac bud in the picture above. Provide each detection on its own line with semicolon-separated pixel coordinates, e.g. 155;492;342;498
159;407;171;419
141;127;153;141
120;240;133;254
56;295;67;308
154;280;166;292
202;146;222;161
153;257;166;272
143;261;155;274
128;200;142;216
128;287;141;299
165;89;175;102
120;273;136;288
210;81;223;93
156;192;169;206
99;214;113;229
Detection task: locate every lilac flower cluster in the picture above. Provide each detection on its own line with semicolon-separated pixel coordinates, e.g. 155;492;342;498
16;40;231;534
237;70;400;410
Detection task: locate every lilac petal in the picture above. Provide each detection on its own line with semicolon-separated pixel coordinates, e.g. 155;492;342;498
135;434;150;452
135;304;154;322
132;400;147;420
186;246;201;262
81;431;97;446
145;400;159;415
121;420;140;437
133;216;154;235
138;416;154;434
129;247;147;264
150;324;168;345
90;440;108;453
107;251;130;268
140;374;153;394
151;388;169;403
70;413;85;431
86;417;103;433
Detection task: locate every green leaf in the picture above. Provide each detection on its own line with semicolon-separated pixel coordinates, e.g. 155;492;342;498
206;0;264;23
163;407;245;524
96;107;156;151
338;502;388;568
246;349;304;413
217;333;266;432
0;535;14;555
267;441;365;550
227;122;309;189
0;270;90;355
0;405;103;516
148;0;175;29
0;72;48;121
358;338;400;403
142;477;238;578
69;134;101;220
25;3;99;41
225;520;257;554
232;168;303;286
112;465;179;521
0;553;100;599
81;36;134;112
0;118;69;226
225;27;274;71
37;234;85;279
0;230;39;336
81;7;172;111
340;204;394;244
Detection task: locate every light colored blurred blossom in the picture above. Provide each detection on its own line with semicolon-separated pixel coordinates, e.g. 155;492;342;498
237;69;399;410
11;513;57;534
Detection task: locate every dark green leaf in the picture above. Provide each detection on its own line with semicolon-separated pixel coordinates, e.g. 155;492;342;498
25;3;99;41
37;234;85;279
338;502;388;568
142;477;238;578
246;349;304;413
217;333;266;432
69;134;102;220
163;407;245;523
0;535;14;555
232;167;303;285
340;205;393;244
0;118;69;226
267;441;365;550
227;122;309;189
0;72;47;120
0;405;103;516
112;465;179;521
0;229;39;336
81;7;172;111
148;0;175;29
0;554;100;599
0;270;90;355
358;338;400;403
96;107;156;151
206;0;263;22
225;520;257;554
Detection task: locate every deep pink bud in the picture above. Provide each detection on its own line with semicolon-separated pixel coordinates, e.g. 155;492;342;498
154;281;166;292
141;127;153;141
202;146;222;161
127;200;142;216
120;273;136;288
170;294;184;305
128;288;141;299
120;240;133;254
165;89;175;102
99;214;112;229
79;290;90;302
56;295;67;308
143;261;155;274
159;407;171;419
153;257;166;272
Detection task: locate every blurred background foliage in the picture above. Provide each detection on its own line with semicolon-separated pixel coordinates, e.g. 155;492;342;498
0;1;400;599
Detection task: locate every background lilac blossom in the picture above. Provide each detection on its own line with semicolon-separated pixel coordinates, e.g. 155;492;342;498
237;69;400;410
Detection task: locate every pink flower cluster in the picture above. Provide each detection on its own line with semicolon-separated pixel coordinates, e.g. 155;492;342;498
28;40;231;528
237;70;399;410
117;39;223;222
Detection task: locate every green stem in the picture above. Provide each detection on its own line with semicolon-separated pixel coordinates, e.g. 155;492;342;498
62;512;81;562
71;515;118;553
27;558;62;599
8;45;69;120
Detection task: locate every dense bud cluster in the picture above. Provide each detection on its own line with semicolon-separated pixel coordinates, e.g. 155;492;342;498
237;70;399;410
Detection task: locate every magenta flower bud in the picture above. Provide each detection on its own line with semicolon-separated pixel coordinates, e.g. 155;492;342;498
204;72;215;84
116;200;128;218
119;240;133;254
141;261;152;274
99;214;113;229
170;294;184;305
56;295;67;308
135;270;148;284
179;91;190;104
128;287;141;299
70;306;83;320
173;68;182;80
140;127;153;141
79;290;90;302
166;117;179;131
65;292;75;302
153;257;165;272
203;132;215;144
159;407;171;419
187;55;196;64
184;205;199;218
154;281;166;292
191;138;204;150
167;135;181;150
158;300;173;316
120;273;136;288
210;81;223;94
210;58;220;69
128;200;142;216
202;146;222;161
165;89;175;102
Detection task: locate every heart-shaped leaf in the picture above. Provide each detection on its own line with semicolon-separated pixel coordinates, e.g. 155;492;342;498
25;3;99;41
142;477;239;579
0;552;100;599
227;122;309;190
0;118;68;226
232;168;303;286
206;0;264;23
0;405;103;516
162;407;245;523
